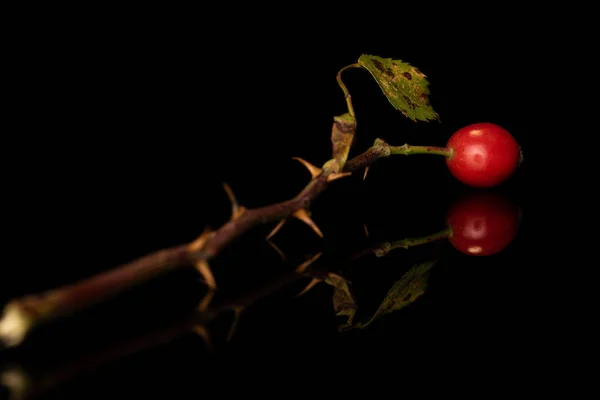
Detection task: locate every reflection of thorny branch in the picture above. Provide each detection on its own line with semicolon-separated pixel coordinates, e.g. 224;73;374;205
0;255;320;400
1;231;443;400
1;312;206;400
0;253;321;400
0;54;443;349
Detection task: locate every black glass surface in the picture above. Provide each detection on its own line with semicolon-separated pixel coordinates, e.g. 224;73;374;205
1;17;547;399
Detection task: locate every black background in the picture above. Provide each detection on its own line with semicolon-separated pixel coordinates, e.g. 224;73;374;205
1;6;587;399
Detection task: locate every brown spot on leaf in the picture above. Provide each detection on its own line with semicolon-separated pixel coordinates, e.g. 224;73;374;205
372;59;395;78
403;95;417;109
372;59;385;73
402;72;412;80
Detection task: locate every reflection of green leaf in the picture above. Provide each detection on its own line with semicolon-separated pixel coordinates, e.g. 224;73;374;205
358;54;439;122
351;260;437;330
324;273;357;330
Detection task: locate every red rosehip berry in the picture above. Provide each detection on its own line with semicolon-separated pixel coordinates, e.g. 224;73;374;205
446;190;520;256
445;122;521;188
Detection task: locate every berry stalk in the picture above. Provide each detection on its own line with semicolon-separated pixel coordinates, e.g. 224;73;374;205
352;227;451;259
389;144;452;157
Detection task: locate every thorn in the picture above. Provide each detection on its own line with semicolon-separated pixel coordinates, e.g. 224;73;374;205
223;182;246;220
222;182;237;205
192;324;213;352
363;224;369;237
226;307;244;342
195;260;217;310
266;219;287;240
266;238;286;261
292;209;323;238
188;228;213;252
195;260;216;290
292;157;323;179
296;278;322;297
363;165;370;180
198;290;215;312
295;252;323;273
327;172;352;182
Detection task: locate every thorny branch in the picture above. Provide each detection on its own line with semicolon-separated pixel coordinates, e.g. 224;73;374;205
0;137;398;348
0;54;444;348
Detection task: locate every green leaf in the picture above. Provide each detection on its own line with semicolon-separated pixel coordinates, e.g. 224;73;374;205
353;260;437;330
358;54;439;122
324;273;357;330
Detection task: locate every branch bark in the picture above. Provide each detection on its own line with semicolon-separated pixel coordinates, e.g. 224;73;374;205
0;138;398;348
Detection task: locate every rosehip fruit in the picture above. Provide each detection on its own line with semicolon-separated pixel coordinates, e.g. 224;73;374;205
446;122;521;188
446;190;520;256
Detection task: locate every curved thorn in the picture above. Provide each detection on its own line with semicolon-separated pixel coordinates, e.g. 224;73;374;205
223;182;245;220
266;238;286;261
266;219;287;240
327;172;352;182
363;165;370;180
195;260;216;290
198;290;215;312
296;278;322;297
222;182;238;207
292;157;323;179
226;307;244;342
295;252;323;273
292;209;323;238
363;224;369;237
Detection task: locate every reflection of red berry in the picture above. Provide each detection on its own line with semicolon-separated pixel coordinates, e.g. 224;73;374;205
446;122;520;188
446;190;520;256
